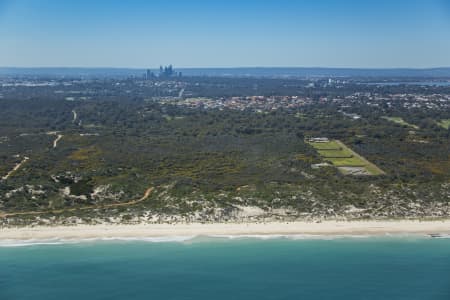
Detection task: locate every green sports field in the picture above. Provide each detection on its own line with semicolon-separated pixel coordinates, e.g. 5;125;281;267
308;140;385;176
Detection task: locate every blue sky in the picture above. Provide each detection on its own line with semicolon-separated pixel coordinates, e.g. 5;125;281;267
0;0;449;68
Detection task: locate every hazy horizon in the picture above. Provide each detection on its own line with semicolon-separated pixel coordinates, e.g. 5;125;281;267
2;66;450;70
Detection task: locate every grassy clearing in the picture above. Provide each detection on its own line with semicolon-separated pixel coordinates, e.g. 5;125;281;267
329;156;366;166
163;115;185;121
308;141;341;150
382;116;419;129
437;119;450;130
295;112;306;120
308;140;385;176
318;148;353;158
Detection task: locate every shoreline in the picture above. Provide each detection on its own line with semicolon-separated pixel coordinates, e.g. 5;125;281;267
1;220;450;241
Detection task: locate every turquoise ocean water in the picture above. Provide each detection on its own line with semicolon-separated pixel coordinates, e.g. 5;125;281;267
1;236;449;300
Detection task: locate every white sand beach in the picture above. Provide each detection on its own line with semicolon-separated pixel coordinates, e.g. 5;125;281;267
1;220;450;240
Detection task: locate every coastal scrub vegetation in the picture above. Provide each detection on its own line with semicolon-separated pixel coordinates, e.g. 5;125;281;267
0;77;449;224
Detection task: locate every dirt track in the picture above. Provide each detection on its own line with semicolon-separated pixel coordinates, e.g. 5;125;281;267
0;187;154;218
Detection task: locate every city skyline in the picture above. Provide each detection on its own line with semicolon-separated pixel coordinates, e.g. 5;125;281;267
0;0;450;68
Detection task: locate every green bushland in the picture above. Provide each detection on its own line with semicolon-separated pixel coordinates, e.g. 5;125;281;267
0;89;448;217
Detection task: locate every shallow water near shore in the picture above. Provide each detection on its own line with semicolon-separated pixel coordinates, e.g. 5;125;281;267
1;236;450;300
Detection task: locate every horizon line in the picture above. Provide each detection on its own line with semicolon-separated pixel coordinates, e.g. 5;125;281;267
1;66;450;70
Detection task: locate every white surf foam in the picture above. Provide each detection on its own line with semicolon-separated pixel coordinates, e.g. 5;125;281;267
0;236;198;247
0;233;439;247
